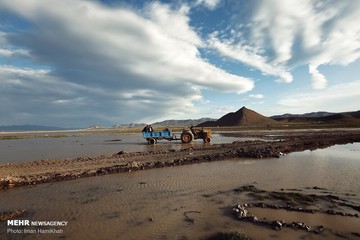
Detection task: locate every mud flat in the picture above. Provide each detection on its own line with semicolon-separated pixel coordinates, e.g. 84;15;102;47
0;142;359;239
1;129;360;189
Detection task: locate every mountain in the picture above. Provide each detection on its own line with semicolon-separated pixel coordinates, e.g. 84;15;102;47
315;113;360;124
349;110;360;118
112;123;146;128
110;118;215;128
151;118;216;126
271;110;360;124
271;111;336;119
86;124;103;129
198;107;279;127
0;125;68;131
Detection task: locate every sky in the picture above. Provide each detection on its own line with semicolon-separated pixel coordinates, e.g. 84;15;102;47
0;0;360;128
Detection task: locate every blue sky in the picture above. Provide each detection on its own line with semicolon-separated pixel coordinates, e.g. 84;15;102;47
0;0;359;127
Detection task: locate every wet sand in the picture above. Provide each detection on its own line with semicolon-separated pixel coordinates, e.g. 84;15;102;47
0;143;359;239
1;129;360;189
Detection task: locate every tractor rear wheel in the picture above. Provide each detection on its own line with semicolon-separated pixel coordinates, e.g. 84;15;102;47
148;138;156;145
181;131;193;143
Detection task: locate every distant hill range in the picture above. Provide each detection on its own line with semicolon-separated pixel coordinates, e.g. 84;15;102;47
152;118;216;126
112;123;146;128
271;111;336;118
198;107;360;127
0;125;68;131
272;110;360;124
111;118;215;128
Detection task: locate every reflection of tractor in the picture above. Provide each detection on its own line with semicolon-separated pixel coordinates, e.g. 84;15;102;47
180;126;211;143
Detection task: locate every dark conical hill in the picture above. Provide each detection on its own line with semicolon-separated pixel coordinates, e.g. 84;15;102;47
199;106;279;127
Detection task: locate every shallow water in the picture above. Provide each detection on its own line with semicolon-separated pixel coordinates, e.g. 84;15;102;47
0;143;359;239
0;133;259;163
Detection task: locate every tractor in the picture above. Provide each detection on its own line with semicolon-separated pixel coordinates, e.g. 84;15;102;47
180;126;211;143
142;126;212;144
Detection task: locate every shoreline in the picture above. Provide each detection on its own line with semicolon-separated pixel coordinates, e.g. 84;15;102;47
1;129;360;189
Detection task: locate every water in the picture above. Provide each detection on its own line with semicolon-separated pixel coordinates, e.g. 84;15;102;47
0;133;254;163
0;143;359;239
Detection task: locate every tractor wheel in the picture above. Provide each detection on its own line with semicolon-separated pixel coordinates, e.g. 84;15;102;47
203;137;211;143
181;131;193;143
148;138;156;145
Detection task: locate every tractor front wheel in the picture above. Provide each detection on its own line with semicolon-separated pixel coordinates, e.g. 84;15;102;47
203;137;211;143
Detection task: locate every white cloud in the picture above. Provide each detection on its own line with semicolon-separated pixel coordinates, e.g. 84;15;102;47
249;94;264;99
0;48;12;56
0;0;254;126
0;32;30;57
251;0;313;65
308;64;326;89
278;80;360;113
207;34;293;82
224;0;360;88
195;0;220;10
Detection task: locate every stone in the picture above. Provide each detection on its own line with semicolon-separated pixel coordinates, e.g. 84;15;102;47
272;220;284;230
117;151;126;155
233;205;248;219
314;225;325;234
128;161;139;168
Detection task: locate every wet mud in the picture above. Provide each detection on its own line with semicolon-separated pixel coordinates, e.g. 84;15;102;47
231;185;360;239
0;209;25;221
1;130;360;189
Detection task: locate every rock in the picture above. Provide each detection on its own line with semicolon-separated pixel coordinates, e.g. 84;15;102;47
117;151;126;155
248;215;258;222
295;222;304;228
272;220;284;230
326;209;336;215
314;225;325;234
127;161;139;168
4;177;17;188
185;218;195;223
233;205;248;219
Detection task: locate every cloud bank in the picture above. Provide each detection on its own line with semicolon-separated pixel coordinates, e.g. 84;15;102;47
209;0;360;87
1;0;359;126
0;0;253;126
278;80;360;113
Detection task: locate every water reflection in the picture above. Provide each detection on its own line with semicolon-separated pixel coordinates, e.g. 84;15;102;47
0;133;254;163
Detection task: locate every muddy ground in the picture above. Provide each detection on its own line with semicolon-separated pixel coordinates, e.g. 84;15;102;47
1;129;360;189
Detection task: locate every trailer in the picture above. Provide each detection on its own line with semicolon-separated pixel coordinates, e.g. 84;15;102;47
143;130;178;144
143;127;211;144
